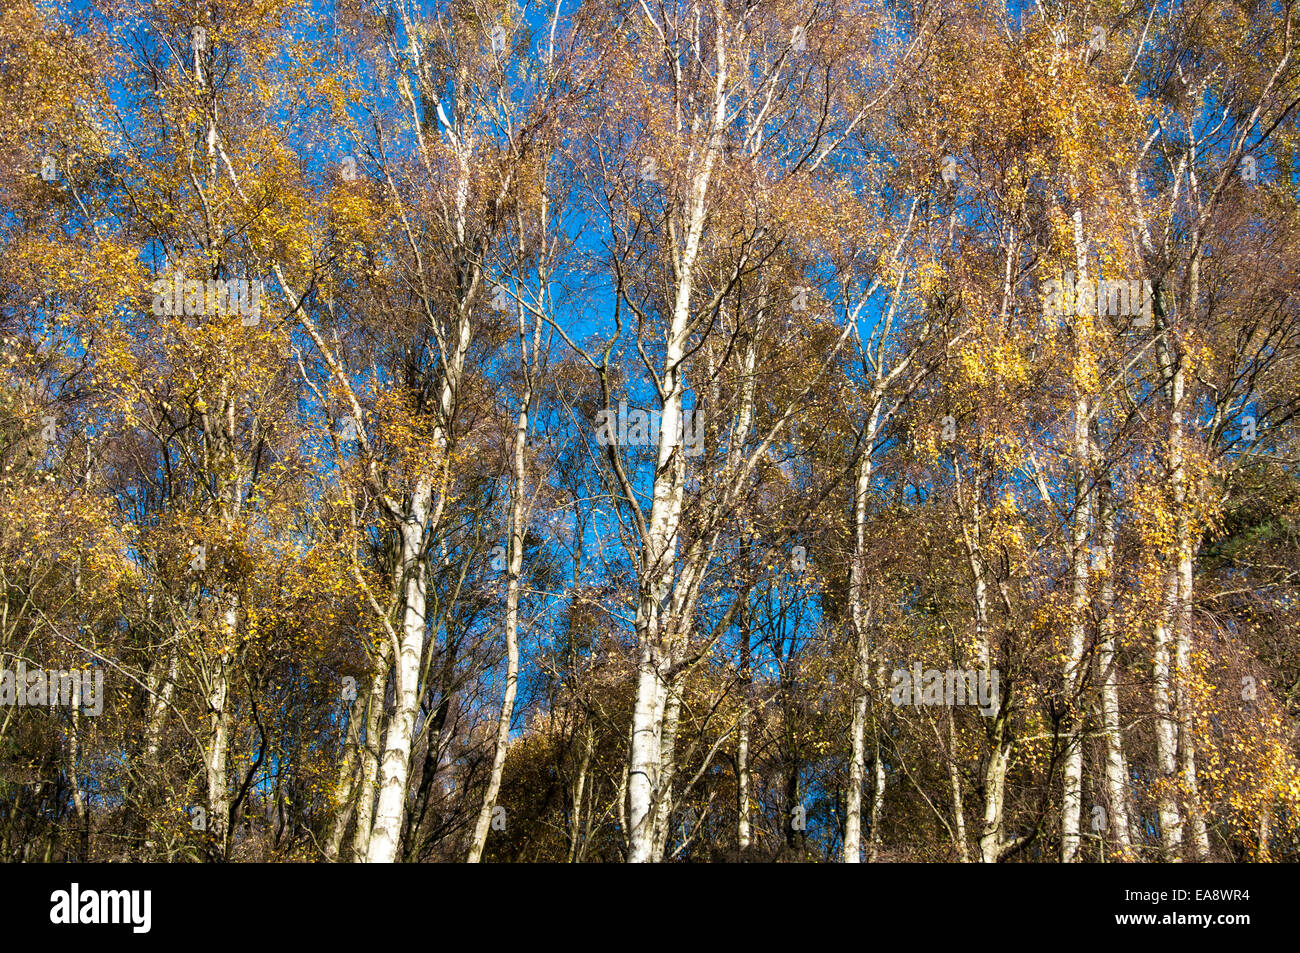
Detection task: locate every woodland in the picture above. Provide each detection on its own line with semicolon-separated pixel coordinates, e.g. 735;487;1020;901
1;0;1300;863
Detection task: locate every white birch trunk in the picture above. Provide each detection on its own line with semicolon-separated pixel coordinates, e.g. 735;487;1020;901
626;166;712;864
628;653;669;861
351;661;386;861
324;744;358;862
205;647;232;857
1095;488;1134;859
1061;396;1092;863
1061;212;1093;863
1153;586;1184;858
736;619;752;853
867;731;887;862
947;708;969;862
844;438;877;863
1153;335;1185;859
650;685;684;861
1177;255;1211;861
977;730;1011;863
1176;546;1210;860
467;403;528;862
958;465;1012;863
143;648;178;773
366;484;431;863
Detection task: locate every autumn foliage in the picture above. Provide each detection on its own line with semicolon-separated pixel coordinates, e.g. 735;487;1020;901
2;0;1300;863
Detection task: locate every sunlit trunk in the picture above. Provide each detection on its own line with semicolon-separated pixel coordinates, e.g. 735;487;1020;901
844;430;878;863
467;403;528;863
366;485;431;863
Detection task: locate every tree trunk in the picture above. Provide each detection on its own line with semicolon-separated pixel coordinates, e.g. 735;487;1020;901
1176;544;1210;861
569;722;594;863
205;651;232;859
1095;485;1134;860
1061;394;1092;863
736;617;752;854
366;485;431;863
628;641;671;862
1153;582;1184;859
844;428;878;863
1153;334;1186;860
947;707;969;862
625;55;723;861
467;403;528;863
1061;210;1093;863
650;684;684;861
351;660;386;861
324;709;362;862
868;729;887;862
977;714;1012;863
